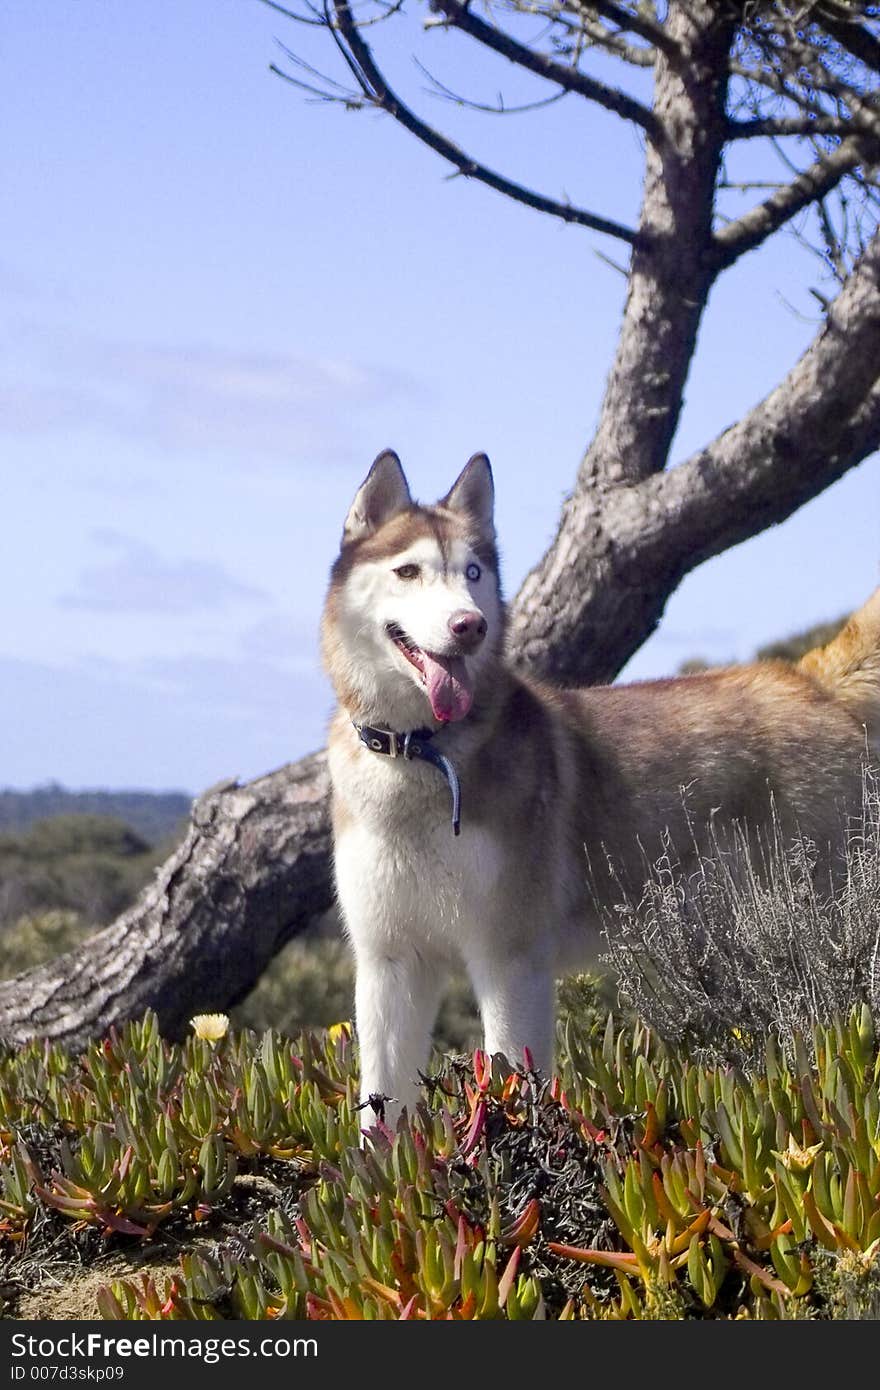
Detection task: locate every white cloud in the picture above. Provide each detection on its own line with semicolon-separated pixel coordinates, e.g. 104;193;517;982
59;532;268;615
0;336;412;461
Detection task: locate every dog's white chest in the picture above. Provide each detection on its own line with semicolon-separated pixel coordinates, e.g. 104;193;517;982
331;749;503;954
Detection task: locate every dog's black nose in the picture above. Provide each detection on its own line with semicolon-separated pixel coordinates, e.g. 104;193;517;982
449;609;487;651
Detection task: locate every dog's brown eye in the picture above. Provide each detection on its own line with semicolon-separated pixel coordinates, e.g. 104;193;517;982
394;563;420;580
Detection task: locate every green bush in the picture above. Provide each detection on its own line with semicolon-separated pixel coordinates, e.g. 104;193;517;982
0;910;95;978
0;814;175;950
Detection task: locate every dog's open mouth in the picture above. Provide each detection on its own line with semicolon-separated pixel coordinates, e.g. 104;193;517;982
386;622;474;723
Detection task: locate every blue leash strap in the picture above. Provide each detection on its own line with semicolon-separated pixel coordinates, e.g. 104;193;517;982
405;734;461;836
353;722;463;836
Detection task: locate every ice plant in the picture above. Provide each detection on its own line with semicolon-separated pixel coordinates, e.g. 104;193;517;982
4;1004;880;1318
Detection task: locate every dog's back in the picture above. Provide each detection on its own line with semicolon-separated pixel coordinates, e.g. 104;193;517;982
797;588;880;755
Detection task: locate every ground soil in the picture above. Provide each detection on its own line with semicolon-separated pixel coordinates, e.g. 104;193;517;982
1;1171;291;1322
13;1253;182;1321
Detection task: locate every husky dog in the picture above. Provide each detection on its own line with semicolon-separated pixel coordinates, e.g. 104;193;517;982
322;450;880;1125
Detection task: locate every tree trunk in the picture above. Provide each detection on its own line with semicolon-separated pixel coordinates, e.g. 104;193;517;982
578;3;734;492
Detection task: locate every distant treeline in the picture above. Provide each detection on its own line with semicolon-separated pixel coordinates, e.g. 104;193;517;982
0;785;191;845
0;812;191;977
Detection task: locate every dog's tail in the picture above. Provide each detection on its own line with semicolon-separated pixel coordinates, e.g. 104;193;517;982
798;587;880;747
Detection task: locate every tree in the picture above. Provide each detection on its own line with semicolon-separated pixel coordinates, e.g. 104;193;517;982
1;0;878;1047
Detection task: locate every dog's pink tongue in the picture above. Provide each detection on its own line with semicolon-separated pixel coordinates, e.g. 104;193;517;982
422;652;473;722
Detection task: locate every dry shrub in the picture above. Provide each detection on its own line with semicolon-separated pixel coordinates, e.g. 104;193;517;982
602;768;880;1066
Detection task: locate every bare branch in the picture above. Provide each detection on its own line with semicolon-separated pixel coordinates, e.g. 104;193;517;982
569;14;656;65
323;0;641;243
655;379;880;580
270;61;359;103
568;0;678;55
426;0;660;135
711;135;871;268
260;0;406;26
816;192;849;281
769;128;868;280
260;0;326;25
498;5;656;65
413;56;570;115
0;755;335;1049
818;11;880;74
727;15;880;146
728;113;857;139
273;39;362;99
772;25;880;143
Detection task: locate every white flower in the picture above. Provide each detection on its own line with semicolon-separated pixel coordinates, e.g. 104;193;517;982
190;1012;230;1044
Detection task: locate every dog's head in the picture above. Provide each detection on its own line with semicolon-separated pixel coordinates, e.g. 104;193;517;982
323;450;503;728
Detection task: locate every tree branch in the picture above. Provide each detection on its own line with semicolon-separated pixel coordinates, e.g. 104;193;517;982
778;28;880;143
728;114;857;139
323;0;641;243
654;382;880;576
508;225;880;687
413;56;569;116
427;0;660;136
710;135;871;268
818;11;880;74
727;20;880;147
656;228;880;568
571;14;657;66
572;0;678;55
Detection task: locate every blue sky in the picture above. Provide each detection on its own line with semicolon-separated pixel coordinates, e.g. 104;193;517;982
2;2;878;793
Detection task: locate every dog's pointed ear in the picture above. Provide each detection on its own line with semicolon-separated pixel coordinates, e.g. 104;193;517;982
343;450;412;543
442;453;494;535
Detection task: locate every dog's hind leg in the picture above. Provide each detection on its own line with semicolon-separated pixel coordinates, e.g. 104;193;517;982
353;944;445;1132
466;947;555;1080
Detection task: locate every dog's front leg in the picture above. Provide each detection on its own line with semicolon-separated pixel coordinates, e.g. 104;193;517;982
467;948;555;1080
353;945;444;1132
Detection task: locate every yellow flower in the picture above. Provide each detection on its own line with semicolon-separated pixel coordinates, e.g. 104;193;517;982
190;1013;230;1045
771;1133;822;1172
327;1021;352;1043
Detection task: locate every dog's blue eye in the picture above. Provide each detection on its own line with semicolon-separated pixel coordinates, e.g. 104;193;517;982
394;563;420;580
466;563;481;582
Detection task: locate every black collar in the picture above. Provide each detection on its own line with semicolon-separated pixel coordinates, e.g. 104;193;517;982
353;722;462;836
